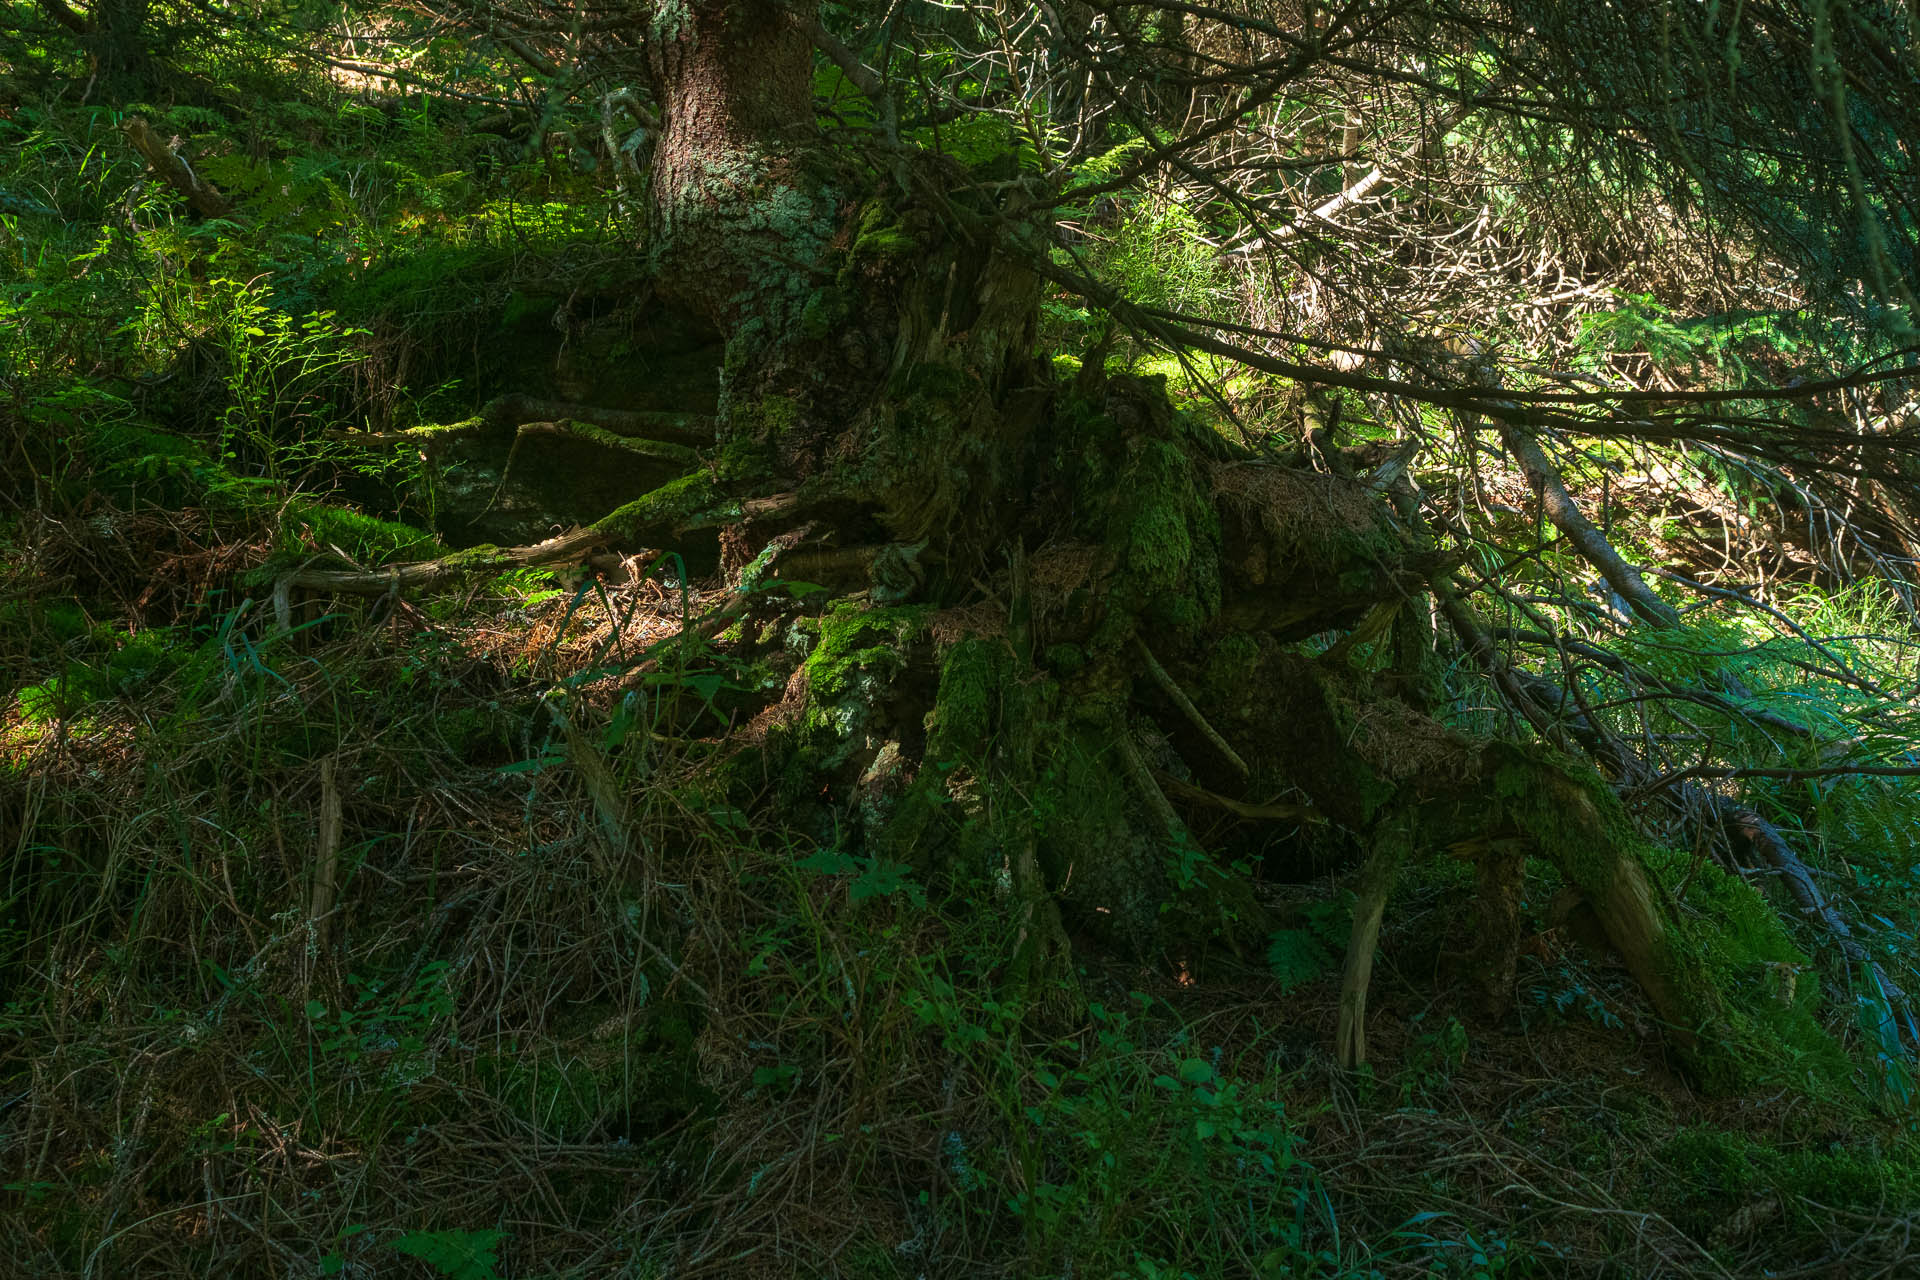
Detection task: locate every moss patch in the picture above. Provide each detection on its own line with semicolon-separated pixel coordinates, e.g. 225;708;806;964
594;470;738;541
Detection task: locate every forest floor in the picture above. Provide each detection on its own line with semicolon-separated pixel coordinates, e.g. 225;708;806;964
6;79;1920;1280
4;500;1918;1278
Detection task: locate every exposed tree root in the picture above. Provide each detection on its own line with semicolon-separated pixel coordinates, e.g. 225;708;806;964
1337;817;1409;1068
1155;772;1321;824
1114;729;1190;848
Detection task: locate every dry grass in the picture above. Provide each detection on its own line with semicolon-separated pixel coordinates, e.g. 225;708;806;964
3;518;1919;1279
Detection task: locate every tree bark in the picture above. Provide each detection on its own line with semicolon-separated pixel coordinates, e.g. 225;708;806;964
645;0;819;322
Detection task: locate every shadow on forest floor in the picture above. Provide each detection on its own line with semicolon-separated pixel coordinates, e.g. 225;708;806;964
2;509;1915;1279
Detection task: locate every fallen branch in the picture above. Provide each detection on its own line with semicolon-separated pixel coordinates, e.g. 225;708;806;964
124;117;232;218
282;526;611;595
325;416;490;450
490;395;717;448
1492;423;1678;627
1135;637;1250;779
1636;762;1920;787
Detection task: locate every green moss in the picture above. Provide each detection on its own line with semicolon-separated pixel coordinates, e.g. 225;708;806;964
764;602;934;781
594;471;738;540
401;414;485;440
1042;643;1088;677
558;420;700;467
736;393;801;446
798;287;851;341
1644;848;1846;1085
1658;1127;1920;1241
802;602;928;704
67;420;222;506
1200;631;1262;709
436;706;505;764
1117;439;1195;587
1061;387;1224;634
1487;743;1846;1092
42;602;90;643
925;636;1006;768
848;198;918;264
279;499;440;564
15;621;189;722
1488;744;1638;894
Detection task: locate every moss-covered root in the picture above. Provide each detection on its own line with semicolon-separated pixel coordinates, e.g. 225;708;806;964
1579;845;1700;1049
1337;812;1412;1069
1496;753;1729;1077
1003;832;1078;1018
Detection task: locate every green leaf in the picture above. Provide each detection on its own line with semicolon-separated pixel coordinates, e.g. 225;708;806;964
390;1228;507;1280
1176;1057;1215;1085
797;848;859;877
497;753;566;775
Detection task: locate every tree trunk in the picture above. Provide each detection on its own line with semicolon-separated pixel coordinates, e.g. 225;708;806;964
589;2;1757;1079
645;0;817;319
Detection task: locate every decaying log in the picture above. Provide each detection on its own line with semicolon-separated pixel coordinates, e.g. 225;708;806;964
124;117;232;219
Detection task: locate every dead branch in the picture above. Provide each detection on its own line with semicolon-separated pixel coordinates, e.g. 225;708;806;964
1493;423;1678;627
490;395;718;448
1135;637;1250;779
123;118;232;219
282;526;611;595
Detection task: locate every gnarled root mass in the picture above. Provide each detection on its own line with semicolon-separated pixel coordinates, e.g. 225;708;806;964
299;180;1806;1089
